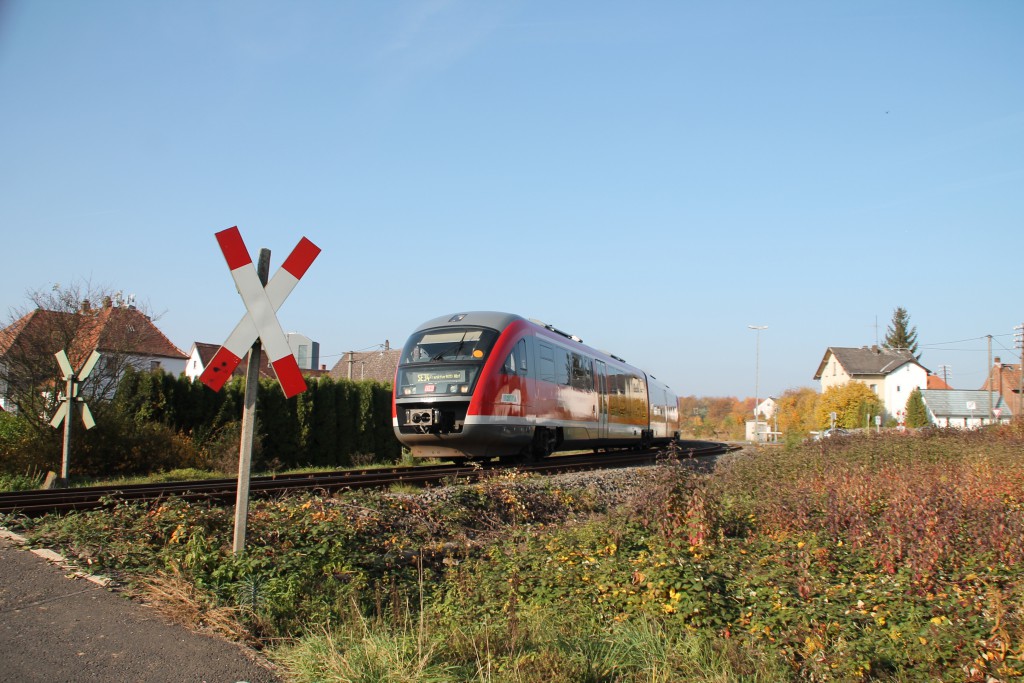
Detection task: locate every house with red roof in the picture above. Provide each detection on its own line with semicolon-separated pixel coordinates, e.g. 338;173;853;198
980;356;1023;419
0;300;186;412
328;341;401;384
926;374;954;390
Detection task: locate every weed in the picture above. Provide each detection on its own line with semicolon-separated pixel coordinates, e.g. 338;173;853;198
11;429;1024;681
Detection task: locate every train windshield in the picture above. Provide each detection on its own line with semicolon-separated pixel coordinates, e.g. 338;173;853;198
397;326;499;397
400;327;498;364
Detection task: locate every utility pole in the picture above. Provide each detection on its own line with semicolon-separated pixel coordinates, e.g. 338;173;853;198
1016;324;1024;420
988;335;993;422
748;325;767;442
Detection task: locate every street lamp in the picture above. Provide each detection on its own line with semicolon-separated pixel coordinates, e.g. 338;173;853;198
749;325;768;441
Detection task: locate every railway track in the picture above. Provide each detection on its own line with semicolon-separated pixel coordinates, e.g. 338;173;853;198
0;441;736;517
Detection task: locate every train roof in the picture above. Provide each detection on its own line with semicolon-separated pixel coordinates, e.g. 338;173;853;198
410;311;526;334
411;312;584;345
408;311;674;393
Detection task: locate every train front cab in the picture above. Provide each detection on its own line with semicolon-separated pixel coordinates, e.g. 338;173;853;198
392;313;536;459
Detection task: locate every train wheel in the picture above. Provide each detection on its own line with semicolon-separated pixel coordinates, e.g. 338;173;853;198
531;427;557;459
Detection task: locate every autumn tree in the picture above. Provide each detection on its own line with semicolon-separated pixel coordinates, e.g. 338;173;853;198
904;387;930;428
775;386;820;436
676;395;748;439
883;306;920;359
815;382;883;430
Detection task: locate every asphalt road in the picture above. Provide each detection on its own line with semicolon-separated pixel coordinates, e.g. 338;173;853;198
0;533;282;683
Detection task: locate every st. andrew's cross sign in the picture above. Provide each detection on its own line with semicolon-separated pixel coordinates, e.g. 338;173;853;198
50;348;101;484
200;226;320;398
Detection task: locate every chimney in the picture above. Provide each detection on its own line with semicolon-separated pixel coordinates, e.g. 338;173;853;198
81;299;91;312
995;357;1002;367
102;296;112;309
384;339;390;351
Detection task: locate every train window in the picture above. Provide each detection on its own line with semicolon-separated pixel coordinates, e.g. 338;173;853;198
607;368;625;416
401;327;498;364
556;348;570;385
502;339;528;376
571;353;593;391
538;342;555;382
502;350;516;375
516;339;528;374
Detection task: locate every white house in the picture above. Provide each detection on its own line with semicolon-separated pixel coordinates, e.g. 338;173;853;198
813;345;928;420
755;396;777;421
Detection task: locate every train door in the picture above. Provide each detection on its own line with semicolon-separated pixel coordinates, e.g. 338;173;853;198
595;360;608;439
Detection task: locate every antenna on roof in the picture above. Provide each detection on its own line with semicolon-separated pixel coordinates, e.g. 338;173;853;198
544;323;583;344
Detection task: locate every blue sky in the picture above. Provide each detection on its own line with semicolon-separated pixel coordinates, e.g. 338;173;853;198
1;1;1021;399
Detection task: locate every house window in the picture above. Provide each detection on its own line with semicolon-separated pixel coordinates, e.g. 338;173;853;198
150;360;161;372
896;385;901;392
870;384;878;394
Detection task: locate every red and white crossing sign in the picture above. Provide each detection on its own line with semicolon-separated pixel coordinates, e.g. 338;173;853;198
200;227;320;398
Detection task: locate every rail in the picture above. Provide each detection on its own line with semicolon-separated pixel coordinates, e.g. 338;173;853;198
0;441;737;517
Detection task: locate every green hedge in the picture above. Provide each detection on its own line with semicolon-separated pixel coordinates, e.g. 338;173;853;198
112;369;401;470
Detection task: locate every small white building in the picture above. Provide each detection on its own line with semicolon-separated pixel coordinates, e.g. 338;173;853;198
745;419;777;443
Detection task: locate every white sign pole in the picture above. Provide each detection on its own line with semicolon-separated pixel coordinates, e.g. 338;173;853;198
60;374;74;483
233;248;270;555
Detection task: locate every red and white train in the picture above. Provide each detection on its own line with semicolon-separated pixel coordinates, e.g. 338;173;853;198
392;312;680;460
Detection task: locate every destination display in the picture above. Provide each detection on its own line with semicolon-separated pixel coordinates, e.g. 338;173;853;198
415;370;466;383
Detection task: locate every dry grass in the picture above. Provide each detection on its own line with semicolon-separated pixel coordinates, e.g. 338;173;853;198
131;568;254;645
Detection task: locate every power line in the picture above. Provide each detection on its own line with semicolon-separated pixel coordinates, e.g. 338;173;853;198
920;334;1010;348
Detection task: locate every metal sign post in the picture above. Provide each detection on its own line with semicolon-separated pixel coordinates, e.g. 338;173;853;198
201;227;320;555
50;349;100;486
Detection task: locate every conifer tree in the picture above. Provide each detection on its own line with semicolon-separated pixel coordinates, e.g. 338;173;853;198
883;306;920;359
904;387;930;428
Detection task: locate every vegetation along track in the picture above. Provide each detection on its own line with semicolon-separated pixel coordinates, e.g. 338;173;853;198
0;440;736;517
